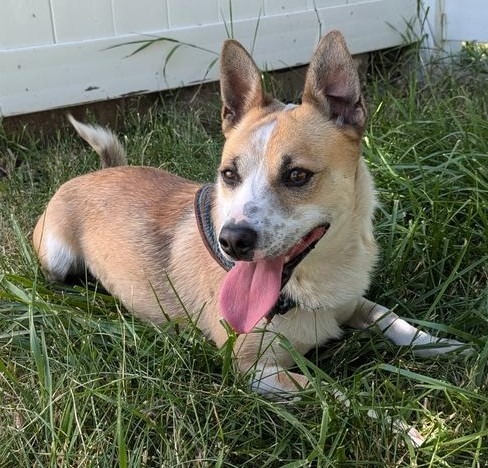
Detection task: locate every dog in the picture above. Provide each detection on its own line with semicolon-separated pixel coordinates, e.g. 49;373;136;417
32;31;465;397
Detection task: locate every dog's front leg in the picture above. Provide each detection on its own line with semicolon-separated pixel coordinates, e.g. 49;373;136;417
348;298;466;357
234;332;309;399
250;364;310;398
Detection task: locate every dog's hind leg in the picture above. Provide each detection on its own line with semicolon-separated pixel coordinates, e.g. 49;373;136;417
348;298;467;357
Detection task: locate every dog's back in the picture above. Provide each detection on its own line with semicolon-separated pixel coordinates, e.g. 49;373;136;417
33;117;208;324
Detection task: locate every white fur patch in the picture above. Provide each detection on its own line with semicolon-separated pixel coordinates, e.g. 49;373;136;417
254;121;276;149
284;103;298;111
223;162;268;224
219;121;276;225
45;234;78;280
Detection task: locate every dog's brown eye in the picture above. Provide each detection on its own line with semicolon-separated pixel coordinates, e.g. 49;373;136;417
285;168;313;187
221;168;240;186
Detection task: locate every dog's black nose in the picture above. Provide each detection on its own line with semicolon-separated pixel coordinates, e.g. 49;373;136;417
219;223;257;261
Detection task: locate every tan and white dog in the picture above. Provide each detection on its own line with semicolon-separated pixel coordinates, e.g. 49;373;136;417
33;31;464;397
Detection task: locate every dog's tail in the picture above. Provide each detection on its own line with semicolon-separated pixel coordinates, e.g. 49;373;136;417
68;114;127;168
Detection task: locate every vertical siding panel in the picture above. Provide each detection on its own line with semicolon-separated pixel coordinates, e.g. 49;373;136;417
311;0;347;7
265;0;308;15
0;0;54;49
167;0;218;28
218;0;264;22
112;0;169;34
50;0;114;42
444;0;488;41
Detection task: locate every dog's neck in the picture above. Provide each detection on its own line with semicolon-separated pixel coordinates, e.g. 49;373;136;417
194;184;234;271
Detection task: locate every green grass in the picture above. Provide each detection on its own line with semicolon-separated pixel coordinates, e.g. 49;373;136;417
0;48;487;466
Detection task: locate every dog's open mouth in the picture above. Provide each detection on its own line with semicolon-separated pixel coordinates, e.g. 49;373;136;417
219;224;329;334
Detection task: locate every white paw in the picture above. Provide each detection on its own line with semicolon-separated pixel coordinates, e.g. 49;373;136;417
411;336;470;358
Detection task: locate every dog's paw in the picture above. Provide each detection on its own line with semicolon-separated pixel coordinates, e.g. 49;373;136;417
250;365;309;401
411;336;471;358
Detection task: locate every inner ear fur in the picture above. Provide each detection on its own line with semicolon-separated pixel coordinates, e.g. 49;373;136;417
219;40;268;136
302;30;366;132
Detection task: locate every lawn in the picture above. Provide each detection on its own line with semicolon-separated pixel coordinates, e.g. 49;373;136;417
0;45;487;467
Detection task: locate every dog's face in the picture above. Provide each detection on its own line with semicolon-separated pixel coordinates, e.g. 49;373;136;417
215;31;366;263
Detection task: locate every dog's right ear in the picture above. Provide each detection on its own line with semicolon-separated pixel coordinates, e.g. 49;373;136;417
220;40;266;137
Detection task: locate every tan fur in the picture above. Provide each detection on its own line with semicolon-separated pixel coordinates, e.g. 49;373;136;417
33;31;465;398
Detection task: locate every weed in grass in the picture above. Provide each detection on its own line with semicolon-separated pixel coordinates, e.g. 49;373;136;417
0;48;487;466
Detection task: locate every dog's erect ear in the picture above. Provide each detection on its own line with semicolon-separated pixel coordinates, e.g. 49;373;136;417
302;30;366;132
220;40;266;136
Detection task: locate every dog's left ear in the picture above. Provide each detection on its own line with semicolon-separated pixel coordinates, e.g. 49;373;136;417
220;40;267;137
302;31;366;133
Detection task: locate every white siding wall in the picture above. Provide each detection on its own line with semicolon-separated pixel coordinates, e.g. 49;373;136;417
423;0;488;54
0;0;418;117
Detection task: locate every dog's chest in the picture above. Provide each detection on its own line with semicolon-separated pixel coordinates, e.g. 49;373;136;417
266;300;355;353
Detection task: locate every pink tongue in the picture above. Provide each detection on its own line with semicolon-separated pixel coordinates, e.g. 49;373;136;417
219;256;285;333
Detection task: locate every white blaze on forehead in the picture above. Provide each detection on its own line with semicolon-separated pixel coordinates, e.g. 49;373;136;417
219;120;277;225
253;120;276;150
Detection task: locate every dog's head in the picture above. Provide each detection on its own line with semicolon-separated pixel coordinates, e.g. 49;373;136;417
215;31;367;333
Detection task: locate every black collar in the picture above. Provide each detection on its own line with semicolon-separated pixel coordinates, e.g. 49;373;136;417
194;184;321;324
194;184;234;271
